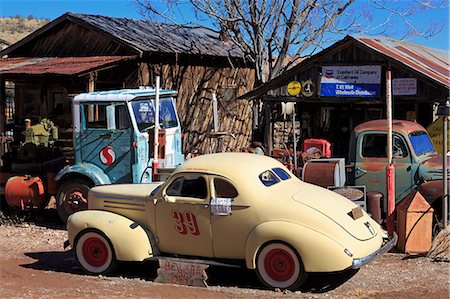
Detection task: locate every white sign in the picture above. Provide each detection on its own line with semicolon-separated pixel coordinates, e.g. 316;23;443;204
393;78;417;95
211;197;232;216
320;65;382;97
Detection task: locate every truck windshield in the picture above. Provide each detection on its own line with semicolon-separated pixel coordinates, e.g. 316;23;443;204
409;131;435;156
131;97;178;132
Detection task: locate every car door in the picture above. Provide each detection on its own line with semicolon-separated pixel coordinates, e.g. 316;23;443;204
354;132;414;210
209;176;252;259
155;173;213;257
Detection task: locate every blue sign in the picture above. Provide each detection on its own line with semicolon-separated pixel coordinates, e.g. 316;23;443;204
320;66;381;97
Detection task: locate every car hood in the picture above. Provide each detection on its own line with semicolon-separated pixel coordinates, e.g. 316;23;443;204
89;182;162;200
291;185;378;241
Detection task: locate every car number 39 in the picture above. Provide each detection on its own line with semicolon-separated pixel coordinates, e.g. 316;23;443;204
171;210;200;236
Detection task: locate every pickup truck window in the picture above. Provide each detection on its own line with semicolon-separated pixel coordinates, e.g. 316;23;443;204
166;175;207;199
409;131;435;156
362;134;408;158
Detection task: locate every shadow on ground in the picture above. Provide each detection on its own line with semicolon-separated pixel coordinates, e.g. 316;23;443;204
22;250;358;293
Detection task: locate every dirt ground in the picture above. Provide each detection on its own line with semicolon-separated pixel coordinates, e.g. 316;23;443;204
0;210;449;299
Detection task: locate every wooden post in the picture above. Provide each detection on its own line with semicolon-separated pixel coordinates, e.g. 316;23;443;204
386;69;395;236
263;99;273;155
443;114;448;228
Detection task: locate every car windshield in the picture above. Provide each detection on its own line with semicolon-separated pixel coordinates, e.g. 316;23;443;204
409;131;435;156
131;97;178;132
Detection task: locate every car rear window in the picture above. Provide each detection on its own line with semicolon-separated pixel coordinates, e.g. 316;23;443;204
259;170;280;187
272;168;291;180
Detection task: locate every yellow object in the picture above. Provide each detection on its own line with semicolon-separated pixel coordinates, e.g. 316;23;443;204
426;117;450;155
67;152;395;289
287;80;301;96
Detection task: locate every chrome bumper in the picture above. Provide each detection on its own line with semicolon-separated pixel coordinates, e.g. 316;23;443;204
352;232;398;269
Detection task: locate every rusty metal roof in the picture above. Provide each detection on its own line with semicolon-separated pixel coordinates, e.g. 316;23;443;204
65;13;244;58
0;56;136;75
354;119;427;135
355;36;450;88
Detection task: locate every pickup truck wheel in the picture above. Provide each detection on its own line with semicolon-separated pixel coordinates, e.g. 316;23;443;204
56;179;93;223
75;231;117;275
256;243;307;290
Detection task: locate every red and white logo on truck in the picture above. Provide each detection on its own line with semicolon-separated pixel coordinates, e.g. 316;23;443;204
100;146;116;165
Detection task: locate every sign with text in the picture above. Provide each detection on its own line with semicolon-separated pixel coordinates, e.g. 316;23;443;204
155;259;209;287
320;66;381;97
393;78;417;95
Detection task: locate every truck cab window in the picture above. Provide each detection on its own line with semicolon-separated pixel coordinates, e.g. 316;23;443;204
362;134;408;158
115;104;131;130
83;104;107;129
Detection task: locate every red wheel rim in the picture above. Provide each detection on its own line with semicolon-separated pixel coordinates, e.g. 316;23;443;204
82;237;109;267
264;248;295;282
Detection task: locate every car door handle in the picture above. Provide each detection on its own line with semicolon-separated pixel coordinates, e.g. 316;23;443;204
99;133;111;139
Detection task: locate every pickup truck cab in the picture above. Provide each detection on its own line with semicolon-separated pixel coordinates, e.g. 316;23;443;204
348;119;446;216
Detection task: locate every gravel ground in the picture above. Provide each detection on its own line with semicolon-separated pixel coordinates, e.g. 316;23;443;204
0;209;449;299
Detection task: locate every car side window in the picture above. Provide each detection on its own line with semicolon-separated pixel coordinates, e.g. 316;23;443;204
214;178;238;198
166;175;207;199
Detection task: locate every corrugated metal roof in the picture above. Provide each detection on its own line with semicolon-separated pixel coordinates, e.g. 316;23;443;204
356;36;450;88
68;13;244;58
0;56;136;75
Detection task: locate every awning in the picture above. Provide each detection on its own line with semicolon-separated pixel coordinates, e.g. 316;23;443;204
0;56;136;76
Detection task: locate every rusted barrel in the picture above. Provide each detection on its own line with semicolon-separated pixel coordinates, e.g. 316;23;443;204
367;191;382;224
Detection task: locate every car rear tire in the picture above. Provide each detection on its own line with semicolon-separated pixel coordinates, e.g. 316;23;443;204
256;242;307;290
75;231;117;275
56;178;93;223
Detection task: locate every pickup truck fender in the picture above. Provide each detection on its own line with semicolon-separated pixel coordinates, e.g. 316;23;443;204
245;221;352;272
55;163;111;185
418;180;449;204
67;210;158;262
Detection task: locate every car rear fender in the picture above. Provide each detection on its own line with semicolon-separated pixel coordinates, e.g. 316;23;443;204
67;210;158;261
245;221;353;272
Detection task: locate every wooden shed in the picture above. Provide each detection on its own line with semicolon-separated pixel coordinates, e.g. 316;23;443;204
240;35;450;157
0;13;255;156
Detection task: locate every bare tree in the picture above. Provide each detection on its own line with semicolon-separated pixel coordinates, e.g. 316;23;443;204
134;0;447;85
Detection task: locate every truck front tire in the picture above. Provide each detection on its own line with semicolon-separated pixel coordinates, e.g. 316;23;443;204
57;178;93;223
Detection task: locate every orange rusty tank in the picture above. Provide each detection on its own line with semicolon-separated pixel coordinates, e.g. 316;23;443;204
5;176;47;209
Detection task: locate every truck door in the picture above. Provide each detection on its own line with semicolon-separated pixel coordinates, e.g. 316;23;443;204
354;132;414;208
79;103;133;183
155;173;213;257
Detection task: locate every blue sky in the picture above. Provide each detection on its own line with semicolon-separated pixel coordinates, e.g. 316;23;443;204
0;0;448;51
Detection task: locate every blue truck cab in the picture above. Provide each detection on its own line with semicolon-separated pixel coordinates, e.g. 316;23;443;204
55;88;184;221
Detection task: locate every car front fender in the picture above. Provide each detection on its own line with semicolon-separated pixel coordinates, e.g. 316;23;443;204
245;221;353;272
55;163;111;185
67;210;157;262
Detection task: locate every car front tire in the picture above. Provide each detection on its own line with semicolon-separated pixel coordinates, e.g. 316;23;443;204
256;242;307;290
75;231;117;275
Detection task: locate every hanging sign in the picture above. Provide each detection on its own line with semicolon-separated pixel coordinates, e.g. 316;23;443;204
301;80;315;97
320;65;381;97
393;78;417;95
287;81;301;96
